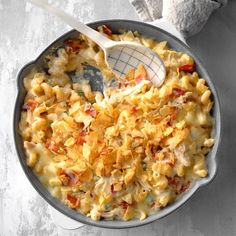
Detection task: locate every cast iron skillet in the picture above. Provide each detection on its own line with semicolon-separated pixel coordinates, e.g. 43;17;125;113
13;19;221;229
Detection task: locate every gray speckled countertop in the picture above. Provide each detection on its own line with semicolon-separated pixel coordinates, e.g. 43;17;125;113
1;0;236;235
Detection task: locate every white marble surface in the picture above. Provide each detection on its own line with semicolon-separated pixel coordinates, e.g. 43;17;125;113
1;0;236;235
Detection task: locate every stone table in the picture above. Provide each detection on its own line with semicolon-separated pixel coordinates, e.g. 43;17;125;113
1;0;236;235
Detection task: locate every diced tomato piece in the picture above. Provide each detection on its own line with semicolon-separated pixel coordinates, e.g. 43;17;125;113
172;88;185;97
150;145;162;155
151;202;156;208
118;81;130;88
73;131;87;145
124;81;130;87
67;193;80;208
135;75;144;84
84;104;97;118
129;106;138;114
23;99;39;111
119;200;129;210
167;177;179;188
111;184;116;195
51;144;59;153
167;177;190;194
61;170;79;186
80;131;87;137
66;172;78;186
45;140;64;154
180;181;191;193
179;64;196;73
101;25;112;36
166;160;175;167
45;140;57;152
64;39;84;53
76;136;86;145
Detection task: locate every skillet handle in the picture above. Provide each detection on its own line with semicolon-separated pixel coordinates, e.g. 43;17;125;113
50;206;85;229
148;18;187;45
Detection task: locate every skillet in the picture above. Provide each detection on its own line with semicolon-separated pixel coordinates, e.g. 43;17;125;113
13;19;221;229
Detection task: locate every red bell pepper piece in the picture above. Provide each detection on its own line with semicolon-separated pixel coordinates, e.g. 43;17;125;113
84;104;97;118
179;64;196;73
172;88;185;97
23;99;39;111
64;39;83;53
67;193;80;208
101;25;112;36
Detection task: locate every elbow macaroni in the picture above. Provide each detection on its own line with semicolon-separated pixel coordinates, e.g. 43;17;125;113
19;25;215;221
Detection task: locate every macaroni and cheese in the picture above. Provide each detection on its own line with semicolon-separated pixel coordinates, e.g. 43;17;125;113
19;25;214;221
